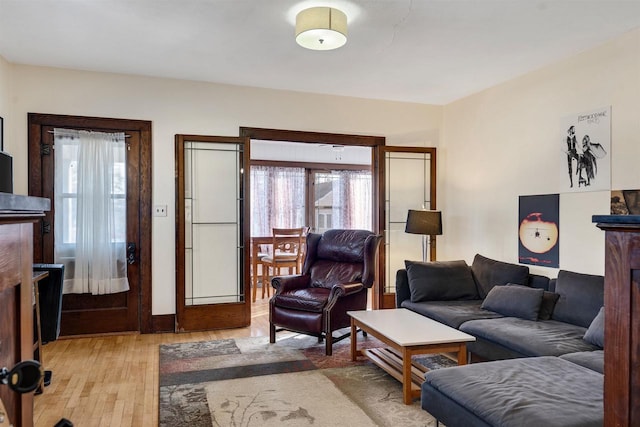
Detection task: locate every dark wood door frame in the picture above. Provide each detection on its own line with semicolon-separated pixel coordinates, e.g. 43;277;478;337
239;127;386;305
27;113;154;333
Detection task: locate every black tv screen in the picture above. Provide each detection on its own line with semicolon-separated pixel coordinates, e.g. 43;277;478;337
0;151;13;193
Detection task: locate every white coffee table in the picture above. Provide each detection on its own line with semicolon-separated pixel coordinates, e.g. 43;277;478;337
348;308;475;404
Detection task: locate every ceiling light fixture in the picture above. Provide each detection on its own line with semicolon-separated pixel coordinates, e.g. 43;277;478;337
295;7;347;51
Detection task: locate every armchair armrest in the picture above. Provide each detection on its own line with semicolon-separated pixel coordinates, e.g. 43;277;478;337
272;274;311;294
328;281;364;302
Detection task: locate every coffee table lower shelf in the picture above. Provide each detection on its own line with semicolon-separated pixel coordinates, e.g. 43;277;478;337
362;347;428;397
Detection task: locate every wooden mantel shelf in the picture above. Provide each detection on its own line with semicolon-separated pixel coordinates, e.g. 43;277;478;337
0;192;50;220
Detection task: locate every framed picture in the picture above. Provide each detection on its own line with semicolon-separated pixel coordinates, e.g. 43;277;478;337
0;116;3;152
518;194;560;268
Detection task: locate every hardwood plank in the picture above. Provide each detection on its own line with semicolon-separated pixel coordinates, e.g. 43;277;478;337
33;298;271;426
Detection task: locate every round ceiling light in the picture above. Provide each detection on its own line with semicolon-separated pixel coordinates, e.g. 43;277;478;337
295;7;347;51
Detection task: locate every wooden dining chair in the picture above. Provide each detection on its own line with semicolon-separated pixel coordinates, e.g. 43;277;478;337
259;227;306;299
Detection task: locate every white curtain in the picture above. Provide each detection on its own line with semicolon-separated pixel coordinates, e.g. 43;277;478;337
54;129;129;295
332;170;372;230
250;166;306;237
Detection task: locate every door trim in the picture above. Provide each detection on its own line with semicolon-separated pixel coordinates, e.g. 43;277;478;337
240;127;386;306
27;113;154;333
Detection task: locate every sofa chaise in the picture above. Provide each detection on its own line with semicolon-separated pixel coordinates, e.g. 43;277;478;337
395;254;605;426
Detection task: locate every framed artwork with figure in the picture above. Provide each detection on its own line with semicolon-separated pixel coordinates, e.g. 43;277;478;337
518;194;559;268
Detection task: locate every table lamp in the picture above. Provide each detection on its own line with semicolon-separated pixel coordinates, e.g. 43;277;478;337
405;210;442;262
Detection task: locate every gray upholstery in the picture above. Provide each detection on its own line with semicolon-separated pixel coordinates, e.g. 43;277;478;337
461;317;600;358
551;270;604;328
405;259;479;301
481;284;544;321
471;254;530;298
538;291;560;320
422;357;603;427
583;306;605;348
560;350;604;374
400;300;502;329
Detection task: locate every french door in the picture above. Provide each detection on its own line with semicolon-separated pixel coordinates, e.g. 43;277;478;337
28;113;153;334
175;135;251;331
376;146;437;309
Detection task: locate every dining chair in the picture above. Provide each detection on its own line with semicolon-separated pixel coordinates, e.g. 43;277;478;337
259;227;306;299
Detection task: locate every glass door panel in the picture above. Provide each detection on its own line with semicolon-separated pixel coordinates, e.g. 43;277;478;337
379;147;436;306
176;136;250;331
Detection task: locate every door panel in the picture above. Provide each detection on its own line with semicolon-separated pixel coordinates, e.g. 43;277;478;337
28;114;153;335
176;136;250;331
377;146;436;309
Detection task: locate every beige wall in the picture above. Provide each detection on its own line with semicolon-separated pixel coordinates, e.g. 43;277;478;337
2;28;637;315
441;28;640;276
4;66;441;314
0;56;13;151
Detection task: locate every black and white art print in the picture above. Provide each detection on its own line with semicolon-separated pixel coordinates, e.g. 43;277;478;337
518;194;559;268
560;106;611;192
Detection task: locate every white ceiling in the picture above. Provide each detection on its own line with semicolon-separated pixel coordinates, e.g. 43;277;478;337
1;0;639;105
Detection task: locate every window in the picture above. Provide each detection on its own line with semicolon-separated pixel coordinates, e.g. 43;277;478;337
251;164;372;236
250;166;306;236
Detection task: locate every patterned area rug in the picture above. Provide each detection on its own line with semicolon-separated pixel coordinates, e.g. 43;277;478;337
159;334;455;426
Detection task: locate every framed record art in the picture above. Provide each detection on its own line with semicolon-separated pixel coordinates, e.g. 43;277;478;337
611;189;640;215
518;194;559;268
560;106;610;192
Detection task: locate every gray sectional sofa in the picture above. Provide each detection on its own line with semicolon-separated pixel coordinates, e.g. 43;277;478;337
395;254;605;427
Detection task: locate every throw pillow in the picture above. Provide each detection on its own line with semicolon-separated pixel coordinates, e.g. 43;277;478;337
481;284;544;321
538;291;561;320
470;254;530;298
405;260;479;302
583;306;605;348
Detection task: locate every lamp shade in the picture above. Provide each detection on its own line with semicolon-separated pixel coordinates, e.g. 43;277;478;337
295;7;347;51
405;210;442;236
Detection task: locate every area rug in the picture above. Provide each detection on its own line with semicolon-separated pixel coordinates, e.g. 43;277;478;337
159;334;456;427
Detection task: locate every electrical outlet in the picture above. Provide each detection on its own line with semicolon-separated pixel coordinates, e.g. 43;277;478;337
154;205;167;217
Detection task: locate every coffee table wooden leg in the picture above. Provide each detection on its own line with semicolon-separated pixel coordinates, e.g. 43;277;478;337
351;318;357;361
402;347;412;404
457;344;468;365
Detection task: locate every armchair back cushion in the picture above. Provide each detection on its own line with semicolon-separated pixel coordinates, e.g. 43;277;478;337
304;229;381;289
471;254;530;298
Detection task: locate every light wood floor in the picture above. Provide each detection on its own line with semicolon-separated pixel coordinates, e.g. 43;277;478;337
33;297;272;427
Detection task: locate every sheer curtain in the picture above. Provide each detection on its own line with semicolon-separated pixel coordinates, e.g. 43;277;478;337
332;170;372;230
54;129;129;295
250;166;306;236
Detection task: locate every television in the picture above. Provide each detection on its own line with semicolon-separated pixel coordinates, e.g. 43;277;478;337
0;151;13;193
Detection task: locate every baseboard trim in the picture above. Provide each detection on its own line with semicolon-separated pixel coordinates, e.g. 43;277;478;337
151;314;175;333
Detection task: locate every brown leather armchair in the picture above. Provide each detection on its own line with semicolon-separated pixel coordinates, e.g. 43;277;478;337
269;229;383;355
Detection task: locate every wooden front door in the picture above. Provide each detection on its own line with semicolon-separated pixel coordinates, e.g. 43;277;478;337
28;113;153;335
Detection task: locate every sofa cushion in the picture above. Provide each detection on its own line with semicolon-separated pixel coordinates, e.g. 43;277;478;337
401;300;502;329
272;287;330;313
481;284;543;321
583;307;605;348
422;356;603;427
538;291;561;320
460;317;600;357
405;260;478;302
471;254;529;298
560;350;604;374
551;270;604;328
